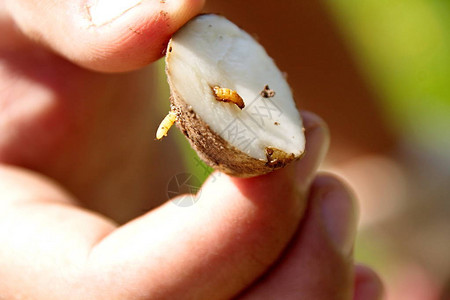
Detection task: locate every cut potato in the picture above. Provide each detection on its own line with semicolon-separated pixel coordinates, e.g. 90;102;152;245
162;14;305;177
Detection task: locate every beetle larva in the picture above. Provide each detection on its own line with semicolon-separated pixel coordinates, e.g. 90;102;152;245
212;86;245;109
156;111;177;140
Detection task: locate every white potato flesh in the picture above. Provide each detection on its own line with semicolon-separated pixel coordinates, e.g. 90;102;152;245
167;14;305;161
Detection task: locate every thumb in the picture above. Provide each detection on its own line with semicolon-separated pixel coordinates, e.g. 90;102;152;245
87;166;305;299
86;112;329;299
5;0;204;72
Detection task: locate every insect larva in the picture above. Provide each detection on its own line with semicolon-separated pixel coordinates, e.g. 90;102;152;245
212;86;245;109
156;111;177;140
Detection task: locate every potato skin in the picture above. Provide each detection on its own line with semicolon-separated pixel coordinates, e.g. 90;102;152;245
169;92;300;177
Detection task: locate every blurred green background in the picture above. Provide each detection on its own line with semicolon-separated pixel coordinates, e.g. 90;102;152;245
328;1;450;298
328;0;450;163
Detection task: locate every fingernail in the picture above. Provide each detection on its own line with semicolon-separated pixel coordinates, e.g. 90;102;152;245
89;0;143;26
319;184;357;256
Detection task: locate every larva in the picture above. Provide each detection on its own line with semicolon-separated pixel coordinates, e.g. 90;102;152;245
212;86;245;109
156;111;177;140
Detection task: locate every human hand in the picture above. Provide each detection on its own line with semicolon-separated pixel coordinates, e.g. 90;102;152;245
0;0;382;298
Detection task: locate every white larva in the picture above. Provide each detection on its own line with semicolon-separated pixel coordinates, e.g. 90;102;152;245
156;111;177;140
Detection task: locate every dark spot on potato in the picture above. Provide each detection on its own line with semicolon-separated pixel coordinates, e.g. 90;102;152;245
265;147;295;168
261;85;275;98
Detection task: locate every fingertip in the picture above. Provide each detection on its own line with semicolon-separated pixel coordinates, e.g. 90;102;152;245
300;110;329;134
165;0;206;29
8;0;205;72
197;165;305;258
311;173;355;199
81;0;205;72
199;164;304;229
295;110;330;193
229;161;297;205
311;173;358;257
354;264;385;300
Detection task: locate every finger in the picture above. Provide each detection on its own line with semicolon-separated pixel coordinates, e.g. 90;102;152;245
5;0;205;72
85;111;329;299
237;174;358;300
353;264;384;300
0;165;118;299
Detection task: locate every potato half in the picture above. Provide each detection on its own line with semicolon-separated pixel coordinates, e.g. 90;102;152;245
163;14;305;177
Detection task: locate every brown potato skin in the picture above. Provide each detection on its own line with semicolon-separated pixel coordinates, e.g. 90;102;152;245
169;91;300;177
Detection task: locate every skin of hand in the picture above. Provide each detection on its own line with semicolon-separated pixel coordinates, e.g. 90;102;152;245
0;0;383;299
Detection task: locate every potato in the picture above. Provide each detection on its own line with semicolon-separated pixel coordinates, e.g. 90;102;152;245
159;14;305;177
